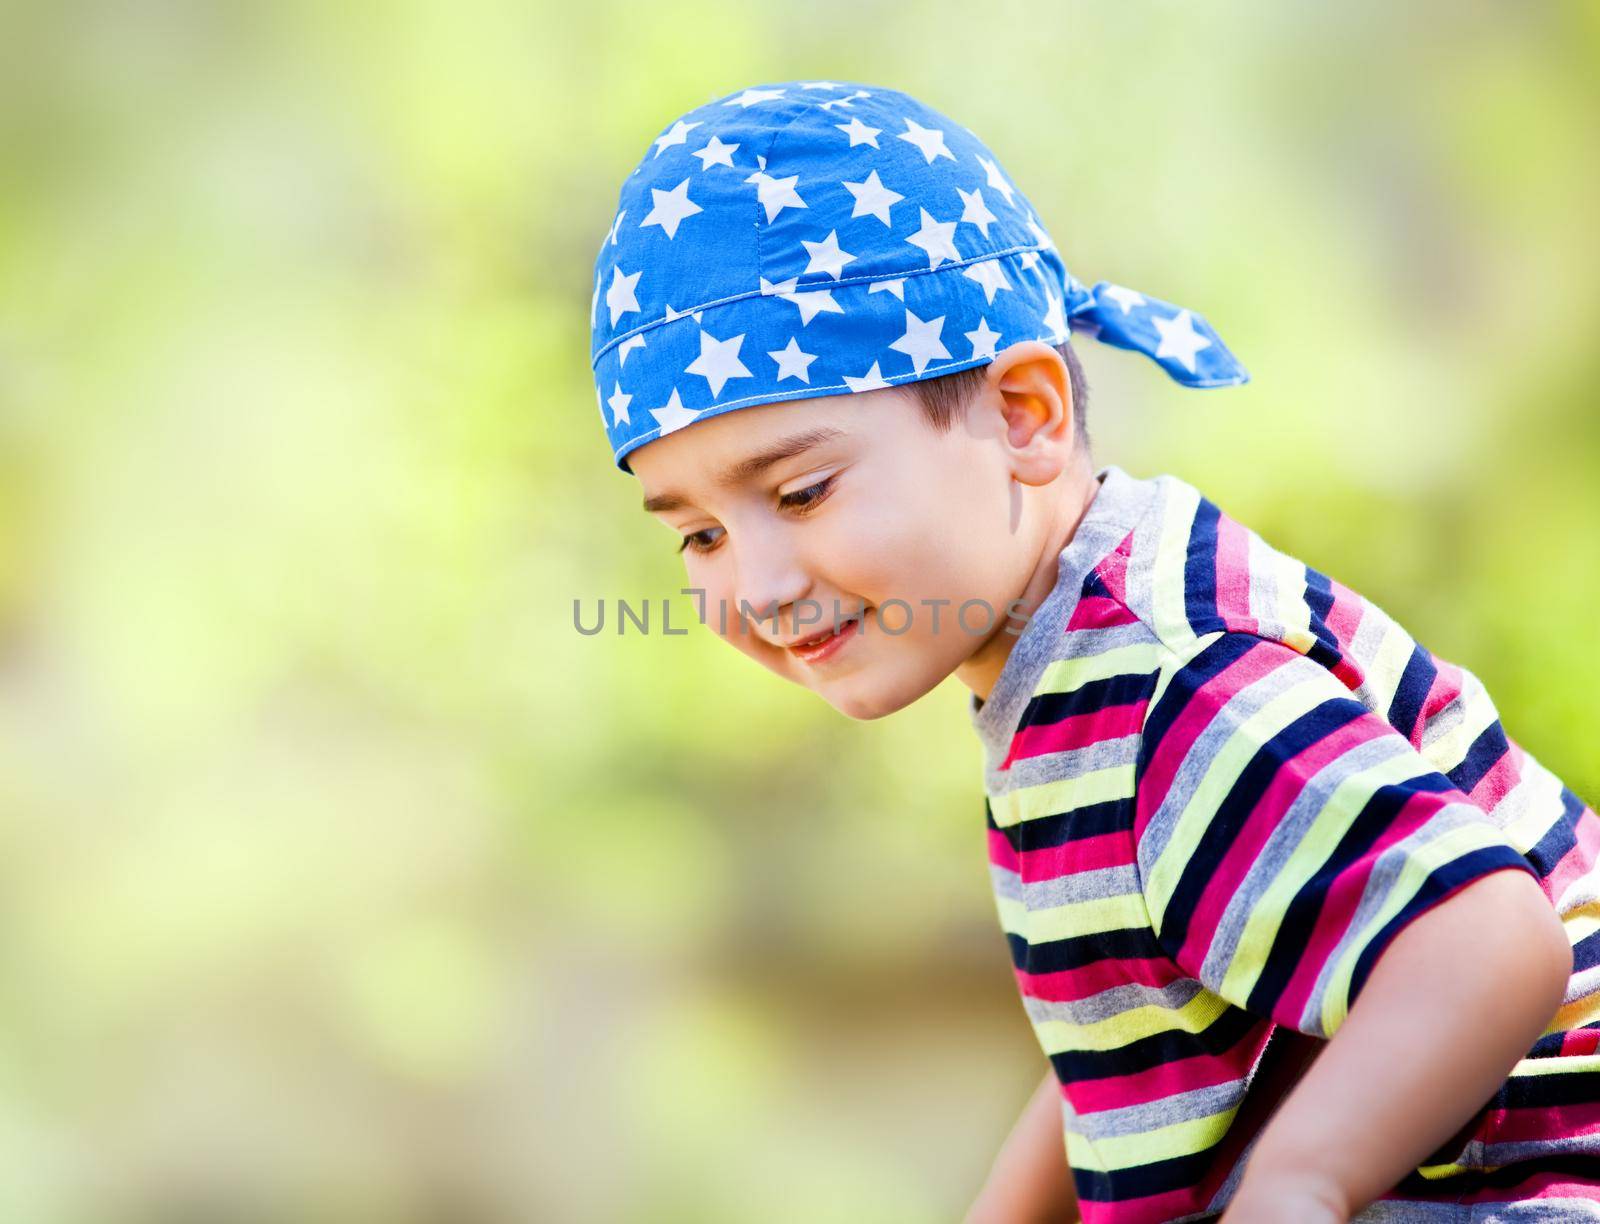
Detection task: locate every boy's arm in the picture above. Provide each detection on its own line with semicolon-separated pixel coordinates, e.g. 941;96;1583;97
1221;866;1572;1222
965;1069;1081;1224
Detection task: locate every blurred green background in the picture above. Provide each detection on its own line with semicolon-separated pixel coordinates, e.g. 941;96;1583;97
2;2;1598;1220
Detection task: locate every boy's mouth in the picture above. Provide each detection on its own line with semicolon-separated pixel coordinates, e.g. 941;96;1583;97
785;613;864;661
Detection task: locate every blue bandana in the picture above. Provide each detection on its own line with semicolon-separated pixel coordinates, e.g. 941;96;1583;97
590;80;1248;473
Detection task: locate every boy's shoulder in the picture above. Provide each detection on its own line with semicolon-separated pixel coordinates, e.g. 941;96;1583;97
977;464;1492;788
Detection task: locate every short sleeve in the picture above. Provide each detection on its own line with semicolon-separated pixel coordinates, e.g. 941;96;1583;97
1133;631;1540;1040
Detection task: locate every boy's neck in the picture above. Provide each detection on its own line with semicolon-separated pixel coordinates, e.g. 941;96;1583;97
955;457;1104;704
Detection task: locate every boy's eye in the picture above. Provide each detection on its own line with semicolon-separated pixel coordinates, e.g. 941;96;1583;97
778;473;837;512
677;526;723;556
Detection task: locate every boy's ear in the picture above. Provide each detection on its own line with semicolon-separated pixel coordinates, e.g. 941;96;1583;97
985;341;1077;486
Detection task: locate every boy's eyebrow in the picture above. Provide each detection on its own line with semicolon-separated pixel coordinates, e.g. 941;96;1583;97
640;426;847;514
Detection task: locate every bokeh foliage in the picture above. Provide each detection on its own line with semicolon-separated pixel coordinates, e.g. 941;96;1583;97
1;2;1598;1220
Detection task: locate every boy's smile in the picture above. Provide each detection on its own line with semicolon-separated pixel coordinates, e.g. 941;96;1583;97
629;342;1100;720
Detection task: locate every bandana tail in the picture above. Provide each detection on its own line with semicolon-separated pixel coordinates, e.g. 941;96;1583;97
1065;279;1250;389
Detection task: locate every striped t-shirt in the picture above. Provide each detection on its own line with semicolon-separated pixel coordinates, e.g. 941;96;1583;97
969;463;1600;1223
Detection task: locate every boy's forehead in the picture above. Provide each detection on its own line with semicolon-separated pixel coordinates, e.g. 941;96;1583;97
632;388;881;505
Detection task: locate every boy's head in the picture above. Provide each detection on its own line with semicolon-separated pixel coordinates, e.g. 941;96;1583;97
590;80;1246;718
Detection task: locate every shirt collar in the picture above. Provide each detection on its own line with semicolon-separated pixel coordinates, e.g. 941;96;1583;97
967;462;1162;776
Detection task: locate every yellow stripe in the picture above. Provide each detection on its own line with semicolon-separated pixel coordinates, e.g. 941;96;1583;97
1035;985;1230;1053
1065;1103;1238;1172
1149;482;1201;649
989;763;1135;828
1021;890;1151;945
1033;639;1170;697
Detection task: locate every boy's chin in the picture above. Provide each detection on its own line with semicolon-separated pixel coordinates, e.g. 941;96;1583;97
802;665;945;721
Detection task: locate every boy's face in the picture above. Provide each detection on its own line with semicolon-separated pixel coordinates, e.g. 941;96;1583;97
630;342;1083;720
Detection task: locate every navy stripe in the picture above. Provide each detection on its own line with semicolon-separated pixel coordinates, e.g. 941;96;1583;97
1182;497;1222;637
1051;1002;1261;1083
1011;923;1168;975
1447;719;1510;796
993;797;1137;854
1302;565;1341;654
1347;849;1538;1005
1526;790;1582;879
1017;670;1161;734
1386;642;1437;741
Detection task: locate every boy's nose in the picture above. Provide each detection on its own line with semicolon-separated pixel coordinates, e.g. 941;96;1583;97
731;549;815;642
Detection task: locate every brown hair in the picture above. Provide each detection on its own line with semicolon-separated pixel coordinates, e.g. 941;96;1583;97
905;340;1090;450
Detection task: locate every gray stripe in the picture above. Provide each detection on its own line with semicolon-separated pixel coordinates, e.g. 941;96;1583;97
1061;1068;1241;1138
993;732;1141;794
1020;862;1139;909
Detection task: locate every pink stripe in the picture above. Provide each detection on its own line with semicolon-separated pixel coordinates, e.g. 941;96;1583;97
1491;1098;1600;1143
1466;733;1521;812
1563;1028;1600;1057
1080;1185;1213;1224
987;827;1019;873
1016;954;1186;1004
1018;829;1135;879
1419;654;1467;731
1172;707;1393;993
1132;642;1288;845
1323;577;1366;651
1452;1168;1600;1206
1068;1022;1268;1112
1066;595;1141;632
1004;702;1146;767
1213;514;1258;637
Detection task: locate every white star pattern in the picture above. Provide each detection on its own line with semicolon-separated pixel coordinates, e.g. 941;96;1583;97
817;90;870;111
685;330;753;397
841;169;902;226
606;265;642;326
1152;309;1211;373
653;119;701;157
768;336;818;382
897;117;954;164
594;81;1250;466
617;335;646;367
977;155;1015;206
963;259;1011;305
744;170;807;222
956;186;998;237
1041;288;1068;343
692;136;739;170
650;388;700;435
640;178;703;239
834;117;881;148
801;229;857;280
966;317;1002;359
888;308;951;375
1102;285;1147;314
607;381;632;426
761;272;843;323
724;87;786;108
906;206;961;270
843;361;890;393
777;286;843;325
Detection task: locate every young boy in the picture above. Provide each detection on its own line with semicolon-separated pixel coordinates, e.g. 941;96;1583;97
587;79;1596;1222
